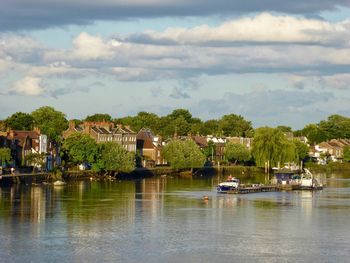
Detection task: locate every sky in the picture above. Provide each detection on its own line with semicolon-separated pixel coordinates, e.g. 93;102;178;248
1;1;350;129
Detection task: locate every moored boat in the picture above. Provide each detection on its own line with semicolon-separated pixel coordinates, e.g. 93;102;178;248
217;176;240;193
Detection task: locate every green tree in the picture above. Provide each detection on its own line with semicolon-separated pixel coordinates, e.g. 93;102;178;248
251;127;296;168
224;143;251;165
25;152;46;172
201;119;221;136
163;140;206;170
5;112;34;130
203;140;216;160
0;148;12;166
31;106;68;141
85;113;112;122
318;114;350;140
293;140;309;162
62;133;98;165
343;146;350;162
95;142;135;173
167;109;193;123
276;125;292;133
301;124;327;145
219;114;254;137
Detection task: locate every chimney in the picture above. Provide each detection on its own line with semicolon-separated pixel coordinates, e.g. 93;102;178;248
84;122;91;134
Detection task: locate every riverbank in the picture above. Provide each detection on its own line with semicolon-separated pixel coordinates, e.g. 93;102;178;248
305;162;350;173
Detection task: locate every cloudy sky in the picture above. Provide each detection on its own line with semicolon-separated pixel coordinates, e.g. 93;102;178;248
1;1;350;128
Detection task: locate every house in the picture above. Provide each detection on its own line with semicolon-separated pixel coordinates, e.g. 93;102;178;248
226;136;253;149
63;121;137;153
311;139;350;163
0;128;49;168
136;128;166;167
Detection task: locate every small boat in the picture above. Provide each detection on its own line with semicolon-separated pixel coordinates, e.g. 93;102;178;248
300;169;323;190
53;180;66;186
217;176;240;193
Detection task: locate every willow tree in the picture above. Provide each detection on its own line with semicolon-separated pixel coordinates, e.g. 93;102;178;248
163;140;206;170
251;127;296;168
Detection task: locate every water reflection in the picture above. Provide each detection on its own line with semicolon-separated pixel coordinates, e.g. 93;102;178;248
0;172;349;262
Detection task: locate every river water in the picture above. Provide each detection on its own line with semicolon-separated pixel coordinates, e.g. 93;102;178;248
0;173;349;263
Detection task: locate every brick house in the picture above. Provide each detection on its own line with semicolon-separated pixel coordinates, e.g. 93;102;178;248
136;128;166;167
0;128;49;167
63;121;136;153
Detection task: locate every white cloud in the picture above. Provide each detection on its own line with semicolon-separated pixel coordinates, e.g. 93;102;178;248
10;76;45;96
72;32;113;60
126;13;350;46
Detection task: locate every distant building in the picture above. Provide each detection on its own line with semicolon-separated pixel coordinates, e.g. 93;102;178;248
226;137;253;149
310;139;350;163
0;128;50;168
63;121;137;153
136;128;166;167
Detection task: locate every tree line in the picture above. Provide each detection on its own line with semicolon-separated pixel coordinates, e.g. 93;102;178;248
1;106;350;172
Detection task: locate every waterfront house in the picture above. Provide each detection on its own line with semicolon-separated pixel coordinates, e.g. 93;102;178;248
311;139;350;163
0;128;49;168
63;120;137;153
136;128;166;167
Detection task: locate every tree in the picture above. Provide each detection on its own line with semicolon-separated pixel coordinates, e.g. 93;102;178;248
5;112;34;130
0;148;12;166
225;143;251;165
85;113;112;122
25;152;46;172
219;114;254;137
276;125;292;133
62;133;98;165
163;140;206;170
203;140;216;160
301;124;327;145
318;114;350;140
31;106;68;141
251;127;296;168
95;142;135;173
343;146;350;162
293;140;309;162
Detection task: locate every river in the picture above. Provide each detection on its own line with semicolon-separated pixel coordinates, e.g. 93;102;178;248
0;172;349;262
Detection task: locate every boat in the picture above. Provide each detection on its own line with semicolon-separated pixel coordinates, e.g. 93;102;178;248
217;176;240;193
53;180;66;186
297;168;323;190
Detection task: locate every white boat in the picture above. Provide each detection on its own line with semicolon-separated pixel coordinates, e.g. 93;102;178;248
298;169;323;190
217;176;240;193
53;180;66;186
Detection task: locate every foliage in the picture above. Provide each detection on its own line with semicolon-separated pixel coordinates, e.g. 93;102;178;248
0;120;6;132
343;146;350;162
224;143;251;164
293;140;309;162
5;112;34;130
62;133;98;165
0;148;12;165
251;127;296;168
85;113;112;122
163;139;206;170
95;142;135;173
276;125;292;133
203;140;216;159
219;114;254;137
31;106;68;141
25;152;46;172
318;114;350;140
